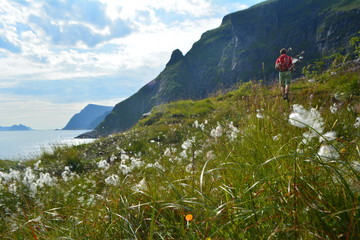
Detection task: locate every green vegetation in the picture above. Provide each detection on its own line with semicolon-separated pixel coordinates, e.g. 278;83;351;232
330;0;360;12
93;0;360;136
1;58;359;239
350;31;360;58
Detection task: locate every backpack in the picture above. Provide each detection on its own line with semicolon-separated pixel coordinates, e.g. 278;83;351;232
276;54;292;72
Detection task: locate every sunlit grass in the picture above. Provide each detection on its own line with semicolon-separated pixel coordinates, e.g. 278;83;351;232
0;69;359;239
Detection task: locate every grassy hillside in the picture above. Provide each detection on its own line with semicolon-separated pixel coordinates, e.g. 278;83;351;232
0;61;359;239
92;0;360;137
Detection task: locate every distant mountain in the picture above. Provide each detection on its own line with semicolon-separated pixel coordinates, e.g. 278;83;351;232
0;124;32;131
63;104;113;130
81;0;360;137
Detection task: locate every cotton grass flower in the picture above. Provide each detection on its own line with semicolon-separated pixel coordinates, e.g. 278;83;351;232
8;182;17;194
289;104;324;133
256;113;264;119
206;151;215;160
132;178;147;192
105;174;119;186
194;120;206;131
193;120;199;128
330;103;338;114
289;104;325;142
109;154;117;163
186;163;194;173
256;109;264;119
36;172;56;188
211;123;223;138
130;157;143;168
272;134;281;141
319;131;337;142
34;160;41;170
228;122;239;141
22;168;36;187
121;153;130;161
119;164;132;175
61;166;78;182
146;162;165;171
355;117;360;128
0;169;21;183
97;159;110;170
164;148;172;157
318;145;340;161
182;137;195;150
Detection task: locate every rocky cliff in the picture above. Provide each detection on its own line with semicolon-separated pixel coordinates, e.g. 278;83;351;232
83;0;360;137
63;104;113;130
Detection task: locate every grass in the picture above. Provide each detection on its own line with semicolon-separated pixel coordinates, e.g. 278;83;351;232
0;64;359;239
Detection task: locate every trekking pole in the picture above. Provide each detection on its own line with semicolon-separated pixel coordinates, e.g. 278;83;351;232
262;62;265;82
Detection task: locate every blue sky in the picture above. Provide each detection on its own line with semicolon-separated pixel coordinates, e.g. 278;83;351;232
0;0;265;129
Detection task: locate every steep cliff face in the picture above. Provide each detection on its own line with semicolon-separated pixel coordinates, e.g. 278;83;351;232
63;104;113;130
87;0;360;137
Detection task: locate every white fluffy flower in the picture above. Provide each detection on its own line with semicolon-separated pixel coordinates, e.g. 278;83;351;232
182;137;195;150
355;117;360;128
0;169;21;183
186;163;194;173
36;172;56;188
206;151;215;160
34;160;41;170
318;145;340;161
119;164;132;175
194;120;206;131
22;168;36;186
8;182;17;194
319;131;337;142
146;162;165;171
61;166;78;182
109;154;117;163
330;103;338;114
211;123;223;138
97;159;110;170
289;104;324;141
164;148;172;157
130;157;143;168
133;178;147;192
193;120;199;128
228;122;240;141
121;153;129;161
272;134;281;141
180;150;188;159
256;113;264;119
105;174;119;186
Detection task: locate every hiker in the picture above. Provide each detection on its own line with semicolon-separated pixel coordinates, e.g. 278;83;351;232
275;48;294;100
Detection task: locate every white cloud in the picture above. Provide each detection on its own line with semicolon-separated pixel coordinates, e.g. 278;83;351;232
0;0;252;129
100;0;213;21
1;0;223;84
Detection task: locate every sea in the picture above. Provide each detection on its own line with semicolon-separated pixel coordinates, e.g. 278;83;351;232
0;130;95;161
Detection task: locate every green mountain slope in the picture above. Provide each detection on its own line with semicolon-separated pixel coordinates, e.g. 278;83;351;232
86;0;360;137
1;58;359;238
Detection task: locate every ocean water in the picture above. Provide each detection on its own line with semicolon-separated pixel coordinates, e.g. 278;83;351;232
0;130;95;161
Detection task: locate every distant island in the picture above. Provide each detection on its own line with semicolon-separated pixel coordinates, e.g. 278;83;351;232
0;124;33;131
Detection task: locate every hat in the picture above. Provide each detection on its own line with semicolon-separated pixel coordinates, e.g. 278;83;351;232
280;48;287;54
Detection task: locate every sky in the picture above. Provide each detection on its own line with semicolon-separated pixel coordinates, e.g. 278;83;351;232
0;0;264;130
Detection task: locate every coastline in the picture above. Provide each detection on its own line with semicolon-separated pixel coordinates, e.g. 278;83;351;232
0;130;94;161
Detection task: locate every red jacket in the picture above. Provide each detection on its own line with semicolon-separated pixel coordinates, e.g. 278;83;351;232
275;54;293;72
